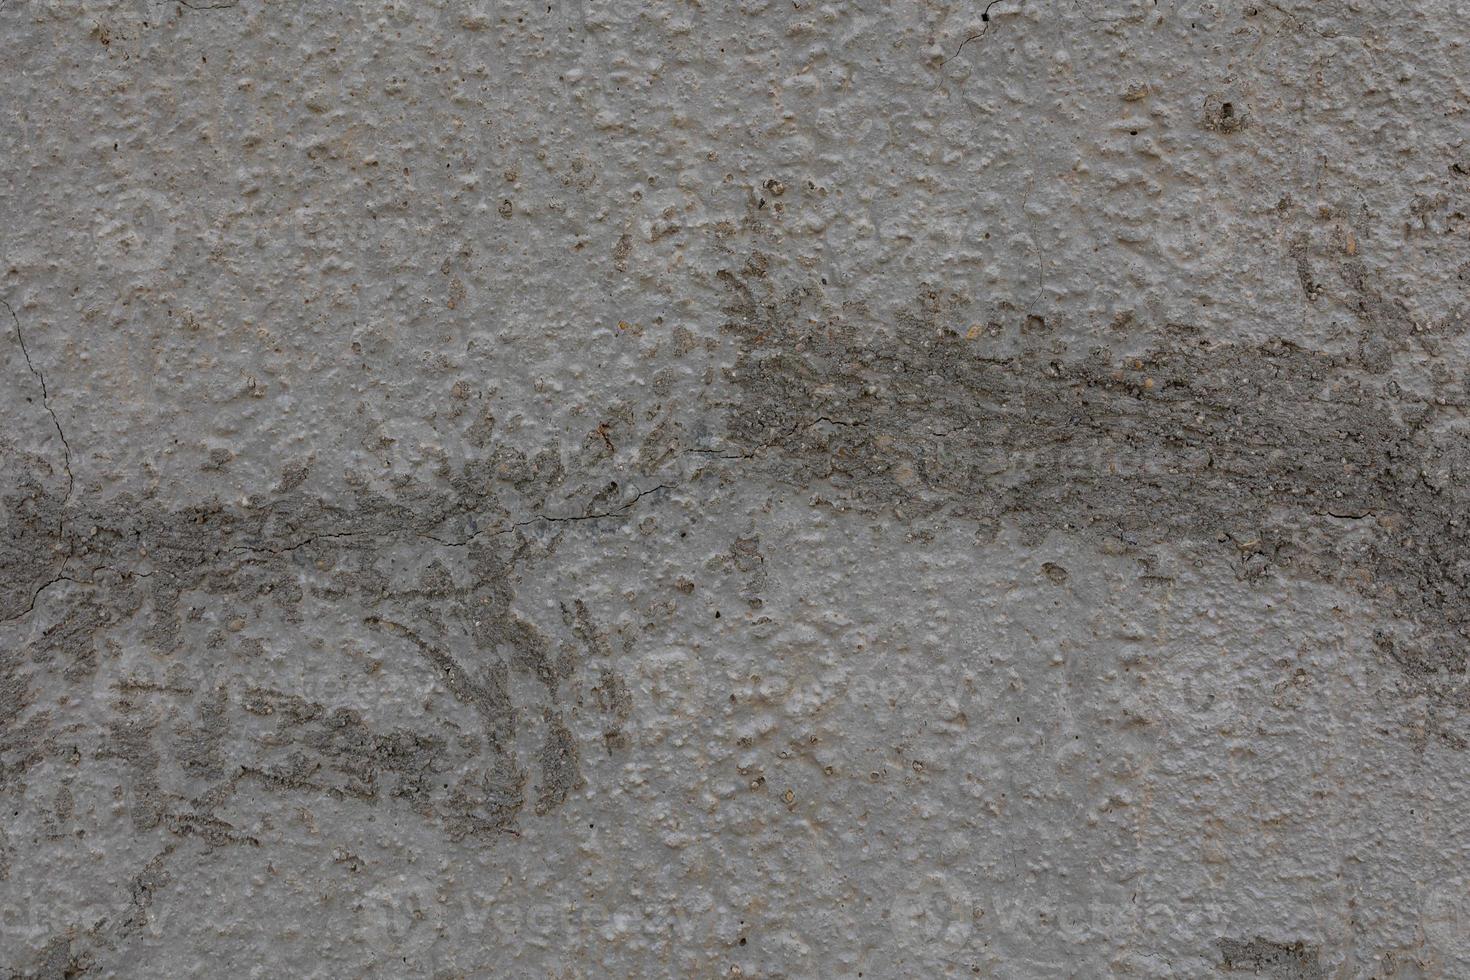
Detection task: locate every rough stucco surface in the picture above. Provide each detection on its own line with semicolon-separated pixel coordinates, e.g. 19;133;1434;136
2;0;1470;976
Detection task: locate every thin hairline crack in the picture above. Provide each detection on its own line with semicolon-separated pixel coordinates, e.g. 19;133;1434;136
3;298;75;521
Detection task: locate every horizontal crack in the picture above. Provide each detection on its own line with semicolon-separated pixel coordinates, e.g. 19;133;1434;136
424;483;674;547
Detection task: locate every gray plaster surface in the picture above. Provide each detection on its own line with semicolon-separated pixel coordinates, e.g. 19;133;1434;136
2;0;1469;976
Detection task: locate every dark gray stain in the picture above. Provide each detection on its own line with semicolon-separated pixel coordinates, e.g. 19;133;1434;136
711;258;1470;717
1217;936;1327;979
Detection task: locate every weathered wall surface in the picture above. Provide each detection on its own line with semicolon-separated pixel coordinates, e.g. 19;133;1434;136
2;0;1469;976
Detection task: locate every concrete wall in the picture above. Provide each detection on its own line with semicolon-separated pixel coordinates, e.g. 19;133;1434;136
3;0;1469;976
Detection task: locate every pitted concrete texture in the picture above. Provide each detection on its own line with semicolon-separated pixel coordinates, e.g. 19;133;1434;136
3;0;1470;976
